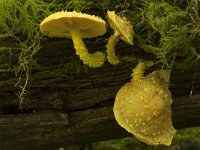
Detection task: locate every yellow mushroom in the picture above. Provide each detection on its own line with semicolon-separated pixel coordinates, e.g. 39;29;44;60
113;62;176;145
40;11;107;68
106;11;134;65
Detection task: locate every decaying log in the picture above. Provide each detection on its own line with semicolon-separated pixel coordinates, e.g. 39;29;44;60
0;97;200;150
0;36;200;150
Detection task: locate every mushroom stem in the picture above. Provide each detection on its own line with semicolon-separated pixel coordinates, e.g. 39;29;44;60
70;28;106;68
106;31;120;65
131;61;146;81
131;61;154;81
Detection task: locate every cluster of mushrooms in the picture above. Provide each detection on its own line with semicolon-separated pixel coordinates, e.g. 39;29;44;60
40;11;176;146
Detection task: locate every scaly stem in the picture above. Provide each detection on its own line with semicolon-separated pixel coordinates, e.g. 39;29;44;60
106;31;120;65
131;61;146;81
70;28;106;68
131;61;154;81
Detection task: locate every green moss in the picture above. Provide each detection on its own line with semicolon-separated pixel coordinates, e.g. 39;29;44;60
115;0;199;69
91;127;200;150
0;47;16;72
65;0;93;12
1;1;199;69
174;127;200;143
64;0;111;12
93;138;144;150
63;60;88;73
0;0;54;108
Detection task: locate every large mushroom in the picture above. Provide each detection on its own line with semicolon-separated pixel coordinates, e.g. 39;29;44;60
106;11;134;65
40;11;107;68
113;62;176;145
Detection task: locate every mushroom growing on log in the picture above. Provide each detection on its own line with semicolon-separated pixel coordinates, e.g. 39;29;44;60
40;11;107;68
106;11;134;65
114;62;176;145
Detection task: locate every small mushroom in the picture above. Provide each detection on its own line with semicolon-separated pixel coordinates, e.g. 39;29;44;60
106;11;134;65
40;11;107;68
113;62;176;145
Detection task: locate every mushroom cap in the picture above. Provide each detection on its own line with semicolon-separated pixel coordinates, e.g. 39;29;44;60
113;70;176;146
40;11;106;38
107;11;134;45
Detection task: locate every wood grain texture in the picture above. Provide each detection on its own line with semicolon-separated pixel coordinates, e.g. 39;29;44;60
0;96;200;150
0;36;200;150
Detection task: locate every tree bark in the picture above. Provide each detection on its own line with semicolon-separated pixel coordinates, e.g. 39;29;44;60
0;36;200;150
